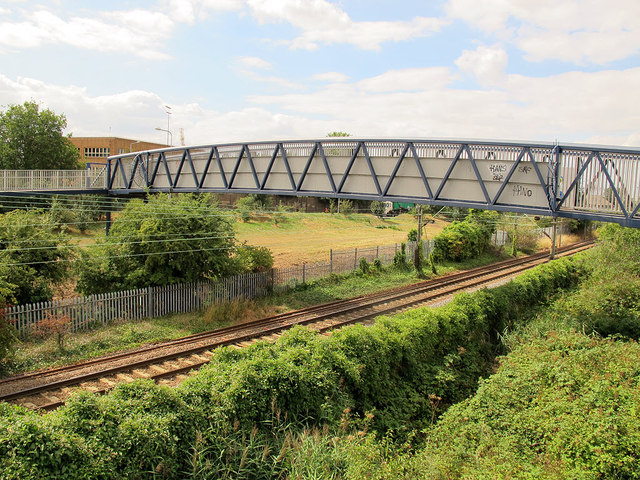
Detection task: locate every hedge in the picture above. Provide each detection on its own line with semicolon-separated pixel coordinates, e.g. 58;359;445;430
422;332;640;479
0;257;582;479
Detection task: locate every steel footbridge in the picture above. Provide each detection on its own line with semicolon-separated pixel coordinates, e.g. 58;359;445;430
1;138;639;227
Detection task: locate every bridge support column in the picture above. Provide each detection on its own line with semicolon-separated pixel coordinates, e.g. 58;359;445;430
550;218;557;259
105;196;112;236
415;205;423;271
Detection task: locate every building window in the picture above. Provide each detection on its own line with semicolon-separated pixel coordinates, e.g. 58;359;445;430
84;147;110;158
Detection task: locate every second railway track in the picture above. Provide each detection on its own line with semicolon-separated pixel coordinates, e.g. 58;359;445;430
0;242;593;411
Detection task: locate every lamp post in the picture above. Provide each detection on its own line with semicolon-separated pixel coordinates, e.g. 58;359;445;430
155;127;173;146
129;140;141;152
163;105;172;145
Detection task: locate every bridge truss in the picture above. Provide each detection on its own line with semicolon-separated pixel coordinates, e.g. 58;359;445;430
101;138;638;227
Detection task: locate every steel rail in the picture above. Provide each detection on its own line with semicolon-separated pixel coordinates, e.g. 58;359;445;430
0;245;577;386
0;242;592;410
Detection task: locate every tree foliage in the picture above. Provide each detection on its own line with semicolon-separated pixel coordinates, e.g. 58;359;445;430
0;101;80;170
0;210;72;303
75;194;241;294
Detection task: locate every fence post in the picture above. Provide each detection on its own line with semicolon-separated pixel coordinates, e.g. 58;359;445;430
354;247;358;270
302;263;306;284
147;286;151;318
376;245;379;259
329;249;333;274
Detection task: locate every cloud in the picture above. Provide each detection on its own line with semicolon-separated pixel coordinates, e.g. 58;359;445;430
312;72;349;83
446;0;640;64
164;0;244;24
0;0;448;59
0;8;174;59
237;56;273;70
2;66;639;148
248;66;640;145
235;56;302;90
455;45;508;86
245;0;448;50
358;68;455;92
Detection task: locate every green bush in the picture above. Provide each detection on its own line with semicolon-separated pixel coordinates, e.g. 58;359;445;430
431;210;499;262
48;196;76;230
392;243;409;269
370;201;386;217
0;257;582;478
422;332;640;479
236;244;274;273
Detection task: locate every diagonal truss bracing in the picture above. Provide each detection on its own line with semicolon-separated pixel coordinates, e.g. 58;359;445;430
107;139;640;228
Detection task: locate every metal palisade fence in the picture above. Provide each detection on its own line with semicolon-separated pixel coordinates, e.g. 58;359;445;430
4;241;434;337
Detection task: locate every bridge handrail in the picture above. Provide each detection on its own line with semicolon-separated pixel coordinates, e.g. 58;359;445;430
106;138;640;161
0;166;107;192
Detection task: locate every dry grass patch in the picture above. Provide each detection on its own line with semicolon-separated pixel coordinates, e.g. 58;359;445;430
236;212;447;267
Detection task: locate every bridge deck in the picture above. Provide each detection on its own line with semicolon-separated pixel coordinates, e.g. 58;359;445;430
1;139;638;227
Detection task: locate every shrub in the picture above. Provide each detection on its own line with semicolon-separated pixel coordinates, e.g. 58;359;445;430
48;196;75;230
424;332;640;479
359;258;371;275
370;201;386;217
236;245;274;273
0;257;582;477
0;311;16;369
339;199;354;215
431;210;499;262
392;243;409;269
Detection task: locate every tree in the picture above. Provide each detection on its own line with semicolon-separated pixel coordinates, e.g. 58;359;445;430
75;194;242;294
0;210;72;303
327;131;350;137
0;101;80;170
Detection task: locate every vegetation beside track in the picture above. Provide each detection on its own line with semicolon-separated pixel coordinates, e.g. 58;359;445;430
2;252;508;376
0;253;584;478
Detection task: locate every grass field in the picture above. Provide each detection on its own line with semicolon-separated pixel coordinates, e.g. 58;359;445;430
234;212;447;267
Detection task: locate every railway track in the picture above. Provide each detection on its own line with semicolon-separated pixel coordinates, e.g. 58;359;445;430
0;242;592;411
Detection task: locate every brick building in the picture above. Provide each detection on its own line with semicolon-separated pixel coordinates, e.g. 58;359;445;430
69;137;168;164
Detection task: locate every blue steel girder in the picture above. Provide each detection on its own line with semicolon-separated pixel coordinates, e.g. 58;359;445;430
107;139;640;228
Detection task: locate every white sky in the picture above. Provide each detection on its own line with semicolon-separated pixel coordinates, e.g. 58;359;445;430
1;0;639;147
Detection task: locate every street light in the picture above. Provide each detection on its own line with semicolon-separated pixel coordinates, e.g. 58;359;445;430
155;127;173;146
129;140;141;152
163;105;172;145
